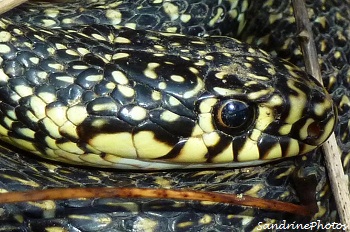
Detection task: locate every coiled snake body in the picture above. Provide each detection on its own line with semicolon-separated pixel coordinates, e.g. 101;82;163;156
0;0;348;231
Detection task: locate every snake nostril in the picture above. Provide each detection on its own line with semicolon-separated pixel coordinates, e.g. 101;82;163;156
307;121;321;139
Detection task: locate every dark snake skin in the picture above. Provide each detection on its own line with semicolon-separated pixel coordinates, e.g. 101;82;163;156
0;0;348;231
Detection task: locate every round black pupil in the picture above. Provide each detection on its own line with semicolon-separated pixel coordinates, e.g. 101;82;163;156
221;101;250;128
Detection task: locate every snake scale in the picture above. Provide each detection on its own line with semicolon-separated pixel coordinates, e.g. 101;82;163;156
0;0;348;231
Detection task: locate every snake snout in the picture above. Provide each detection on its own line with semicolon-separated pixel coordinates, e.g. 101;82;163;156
289;87;336;147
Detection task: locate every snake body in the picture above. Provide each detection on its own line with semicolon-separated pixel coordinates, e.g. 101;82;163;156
0;0;347;231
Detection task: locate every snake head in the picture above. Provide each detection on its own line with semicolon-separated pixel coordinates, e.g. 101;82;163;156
71;34;336;168
197;46;337;163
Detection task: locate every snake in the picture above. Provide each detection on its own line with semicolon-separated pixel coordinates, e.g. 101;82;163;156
0;0;348;231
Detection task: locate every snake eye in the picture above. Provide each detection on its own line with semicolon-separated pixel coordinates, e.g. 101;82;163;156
213;99;255;135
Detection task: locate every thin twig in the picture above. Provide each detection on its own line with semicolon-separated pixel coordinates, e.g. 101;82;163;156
292;0;350;229
0;187;316;216
0;0;27;15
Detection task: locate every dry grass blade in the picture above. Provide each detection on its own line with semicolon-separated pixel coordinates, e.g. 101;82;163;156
0;187;316;216
0;0;27;15
292;0;350;229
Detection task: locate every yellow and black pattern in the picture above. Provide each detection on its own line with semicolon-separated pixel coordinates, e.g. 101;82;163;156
0;0;347;231
240;0;350;176
0;15;335;169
